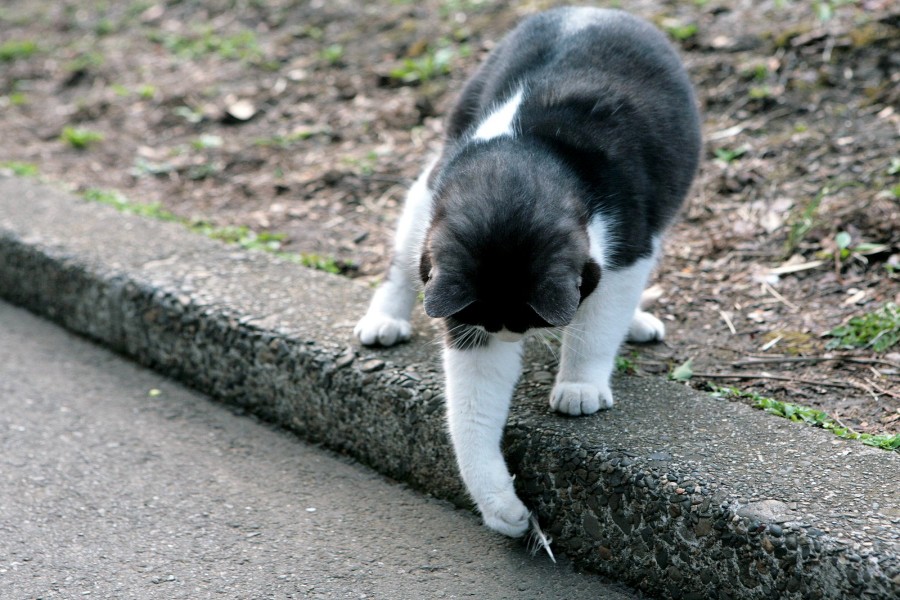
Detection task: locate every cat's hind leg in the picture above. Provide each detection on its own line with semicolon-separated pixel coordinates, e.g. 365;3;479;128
551;256;657;415
444;335;530;537
355;159;436;346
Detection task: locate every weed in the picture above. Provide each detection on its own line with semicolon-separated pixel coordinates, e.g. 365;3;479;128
711;385;900;451
189;223;286;252
0;161;39;177
61;126;104;149
615;353;641;375
784;181;860;255
173;105;204;124
817;230;889;269
192;134;223;150
320;44;344;65
714;147;748;164
826;303;900;352
748;85;774;100
65;51;104;73
814;0;858;21
0;39;38;61
289;253;342;275
343;151;379;176
186;163;219;180
82;188;178;221
130;157;174;177
150;27;263;63
138;84;157;100
80;188;344;274
390;47;455;84
665;22;698;41
95;18;115;36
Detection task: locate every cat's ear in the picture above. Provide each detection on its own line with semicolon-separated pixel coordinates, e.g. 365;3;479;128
423;275;475;318
420;250;475;318
579;259;601;302
528;260;601;327
528;280;579;328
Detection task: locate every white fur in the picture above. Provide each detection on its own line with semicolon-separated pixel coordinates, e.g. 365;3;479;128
559;6;612;36
550;227;661;415
444;337;530;537
354;158;437;346
473;88;524;141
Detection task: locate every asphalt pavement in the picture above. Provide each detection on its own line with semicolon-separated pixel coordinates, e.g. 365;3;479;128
0;300;642;600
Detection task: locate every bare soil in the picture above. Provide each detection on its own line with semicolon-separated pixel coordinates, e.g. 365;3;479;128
1;1;898;437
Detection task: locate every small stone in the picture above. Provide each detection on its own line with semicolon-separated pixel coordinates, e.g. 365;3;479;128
335;353;355;369
359;359;385;373
226;99;256;122
532;370;554;382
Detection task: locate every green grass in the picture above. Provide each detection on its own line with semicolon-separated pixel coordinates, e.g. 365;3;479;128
664;22;698;41
712;385;900;451
784;181;861;255
191;134;223;150
0;161;39;177
0;39;38;61
61;126;104;149
65;51;104;73
714;147;747;164
80;188;346;275
82;188;177;221
149;27;263;63
320;44;344;65
826;303;900;352
390;47;455;84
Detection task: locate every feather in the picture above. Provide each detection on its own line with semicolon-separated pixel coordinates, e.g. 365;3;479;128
527;514;556;563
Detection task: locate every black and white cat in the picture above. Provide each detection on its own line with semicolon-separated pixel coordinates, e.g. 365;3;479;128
355;7;701;537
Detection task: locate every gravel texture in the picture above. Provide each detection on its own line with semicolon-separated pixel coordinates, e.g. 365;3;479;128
1;176;898;599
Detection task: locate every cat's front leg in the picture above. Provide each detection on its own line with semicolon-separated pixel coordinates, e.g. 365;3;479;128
355;159;437;347
444;333;530;537
551;256;658;415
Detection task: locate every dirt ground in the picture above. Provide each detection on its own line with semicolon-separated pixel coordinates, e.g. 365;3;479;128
1;1;898;439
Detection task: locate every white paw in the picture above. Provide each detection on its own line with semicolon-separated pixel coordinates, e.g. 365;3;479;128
479;487;530;538
627;310;665;343
354;313;412;347
550;381;613;415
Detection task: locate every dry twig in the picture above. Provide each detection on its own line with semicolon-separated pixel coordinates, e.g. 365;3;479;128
692;371;854;389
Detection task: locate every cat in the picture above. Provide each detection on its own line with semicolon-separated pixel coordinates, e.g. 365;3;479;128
354;7;701;537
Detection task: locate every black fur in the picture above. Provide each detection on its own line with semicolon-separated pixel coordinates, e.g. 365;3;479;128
422;8;701;346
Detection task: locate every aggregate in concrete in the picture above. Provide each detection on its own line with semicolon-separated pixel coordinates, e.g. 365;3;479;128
1;176;898;599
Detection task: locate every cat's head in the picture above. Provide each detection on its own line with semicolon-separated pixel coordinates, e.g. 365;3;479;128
419;140;600;338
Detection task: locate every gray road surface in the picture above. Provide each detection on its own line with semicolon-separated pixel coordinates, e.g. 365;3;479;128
0;301;643;600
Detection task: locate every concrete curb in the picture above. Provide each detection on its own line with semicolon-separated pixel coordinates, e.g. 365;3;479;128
2;177;898;600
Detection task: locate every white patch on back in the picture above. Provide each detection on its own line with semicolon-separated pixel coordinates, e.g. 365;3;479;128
586;212;621;270
473;88;524;141
559;7;610;35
